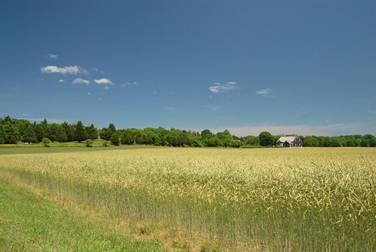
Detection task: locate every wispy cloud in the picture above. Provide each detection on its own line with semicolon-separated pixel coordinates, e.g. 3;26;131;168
72;78;90;85
104;86;110;90
210;123;366;137
41;65;88;75
120;82;137;88
94;78;113;85
22;113;32;116
367;110;376;115
256;88;272;95
209;81;237;93
48;54;58;59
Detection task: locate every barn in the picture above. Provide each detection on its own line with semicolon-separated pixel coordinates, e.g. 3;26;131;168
276;136;303;147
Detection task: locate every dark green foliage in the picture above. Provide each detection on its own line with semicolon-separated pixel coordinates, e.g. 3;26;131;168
259;131;273;146
34;124;45;142
121;130;134;145
0;125;6;144
62;122;75;142
46;124;59;142
108;123;116;135
0;116;375;148
6;126;20;144
100;128;113;141
87;124;98;140
74;121;87;143
56;125;68;142
21;125;37;143
110;132;120;146
303;136;320;147
201;129;213;139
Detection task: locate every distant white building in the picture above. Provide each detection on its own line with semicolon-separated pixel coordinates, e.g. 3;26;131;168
276;136;303;147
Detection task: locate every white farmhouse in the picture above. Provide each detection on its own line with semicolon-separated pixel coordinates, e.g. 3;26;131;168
276;136;303;147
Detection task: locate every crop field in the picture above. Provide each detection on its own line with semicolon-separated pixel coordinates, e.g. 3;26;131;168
0;147;375;251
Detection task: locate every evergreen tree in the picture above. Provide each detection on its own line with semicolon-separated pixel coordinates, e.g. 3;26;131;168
56;125;67;142
65;124;75;142
41;119;48;131
74;121;87;142
21;125;37;143
87;124;98;140
34;124;45;142
46;124;59;142
0;125;6;144
108;123;116;135
6;126;20;144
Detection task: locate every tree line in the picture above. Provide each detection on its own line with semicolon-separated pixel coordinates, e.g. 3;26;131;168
0;116;375;147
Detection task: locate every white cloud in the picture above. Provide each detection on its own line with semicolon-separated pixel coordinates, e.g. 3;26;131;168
209;81;237;93
94;78;113;85
120;81;137;88
41;65;88;75
87;92;91;95
48;54;58;59
209;123;366;137
104;86;110;90
256;88;272;95
59;79;65;83
72;78;90;85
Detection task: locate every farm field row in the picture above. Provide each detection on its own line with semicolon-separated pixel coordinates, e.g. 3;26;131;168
0;175;167;252
0;147;375;251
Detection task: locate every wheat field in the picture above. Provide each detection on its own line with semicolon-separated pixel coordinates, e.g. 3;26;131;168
0;147;375;251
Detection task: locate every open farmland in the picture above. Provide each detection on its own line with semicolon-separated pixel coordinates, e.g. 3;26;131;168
0;147;375;251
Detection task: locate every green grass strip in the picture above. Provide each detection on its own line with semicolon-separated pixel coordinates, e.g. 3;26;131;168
0;178;168;252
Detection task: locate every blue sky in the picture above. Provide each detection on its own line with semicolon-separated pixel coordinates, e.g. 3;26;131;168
1;1;375;136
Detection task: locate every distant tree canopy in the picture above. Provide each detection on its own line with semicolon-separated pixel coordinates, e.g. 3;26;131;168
259;131;273;146
0;116;375;148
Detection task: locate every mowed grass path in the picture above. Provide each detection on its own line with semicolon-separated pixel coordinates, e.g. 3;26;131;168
0;177;168;252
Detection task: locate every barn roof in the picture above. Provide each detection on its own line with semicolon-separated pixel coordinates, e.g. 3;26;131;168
277;136;298;144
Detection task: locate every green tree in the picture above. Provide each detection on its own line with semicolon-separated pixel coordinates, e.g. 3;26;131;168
0;126;6;144
74;121;87;143
85;139;93;147
46;124;59;142
21;125;37;143
259;131;273;146
100;128;114;141
55;125;67;142
245;136;259;146
108;123;116;135
6;126;20;144
216;129;233;146
111;132;120;146
201;129;213;140
121;130;134;145
303;136;320;147
87;124;98;140
34;124;45;142
330;137;342;147
42;138;51;147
